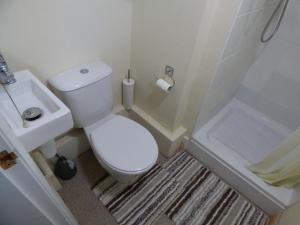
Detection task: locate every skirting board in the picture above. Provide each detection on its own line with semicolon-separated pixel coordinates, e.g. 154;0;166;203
130;105;187;157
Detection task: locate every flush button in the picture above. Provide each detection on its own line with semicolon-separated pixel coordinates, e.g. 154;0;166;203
80;68;89;74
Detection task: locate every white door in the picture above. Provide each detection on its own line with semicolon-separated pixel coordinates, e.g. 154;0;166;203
0;115;78;225
0;168;53;225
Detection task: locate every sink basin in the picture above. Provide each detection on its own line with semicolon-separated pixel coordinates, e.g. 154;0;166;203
0;70;73;151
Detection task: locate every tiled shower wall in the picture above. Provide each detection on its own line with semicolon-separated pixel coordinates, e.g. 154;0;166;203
237;0;300;131
196;0;279;128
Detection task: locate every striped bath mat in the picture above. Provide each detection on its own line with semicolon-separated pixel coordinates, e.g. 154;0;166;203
93;164;180;225
165;152;270;225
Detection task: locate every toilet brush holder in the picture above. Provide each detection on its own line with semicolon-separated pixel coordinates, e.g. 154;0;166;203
54;154;77;180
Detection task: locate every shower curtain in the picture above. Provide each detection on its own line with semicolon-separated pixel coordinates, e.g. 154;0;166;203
248;128;300;188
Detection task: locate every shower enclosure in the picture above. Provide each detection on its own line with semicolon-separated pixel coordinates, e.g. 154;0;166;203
189;0;300;215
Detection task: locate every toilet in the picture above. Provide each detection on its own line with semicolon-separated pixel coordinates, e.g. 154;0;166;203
48;61;158;183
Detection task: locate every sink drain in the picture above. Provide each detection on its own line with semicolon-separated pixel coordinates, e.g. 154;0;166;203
22;107;43;121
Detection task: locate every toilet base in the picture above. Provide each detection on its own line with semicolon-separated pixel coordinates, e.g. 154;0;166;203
108;168;141;184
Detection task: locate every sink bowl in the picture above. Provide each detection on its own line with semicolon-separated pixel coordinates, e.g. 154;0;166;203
0;70;73;151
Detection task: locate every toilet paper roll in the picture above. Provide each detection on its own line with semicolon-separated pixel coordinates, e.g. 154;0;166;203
156;78;173;93
122;78;135;110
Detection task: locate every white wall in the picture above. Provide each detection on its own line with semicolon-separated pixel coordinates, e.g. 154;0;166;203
195;0;279;130
0;0;132;106
237;0;300;130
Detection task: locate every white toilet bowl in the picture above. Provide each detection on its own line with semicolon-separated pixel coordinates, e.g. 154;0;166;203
85;114;158;183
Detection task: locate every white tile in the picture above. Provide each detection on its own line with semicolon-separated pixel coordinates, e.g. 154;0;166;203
277;0;300;45
239;37;300;130
223;9;263;58
239;0;266;15
202;42;259;125
239;0;279;15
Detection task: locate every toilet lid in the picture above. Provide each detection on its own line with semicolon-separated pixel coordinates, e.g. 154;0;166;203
90;116;158;173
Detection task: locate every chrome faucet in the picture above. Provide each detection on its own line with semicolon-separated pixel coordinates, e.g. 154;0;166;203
0;54;16;85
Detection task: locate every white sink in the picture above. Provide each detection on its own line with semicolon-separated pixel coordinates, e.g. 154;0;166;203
0;70;73;152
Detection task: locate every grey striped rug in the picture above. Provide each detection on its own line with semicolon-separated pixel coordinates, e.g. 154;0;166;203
93;151;269;225
93;164;180;225
165;152;270;225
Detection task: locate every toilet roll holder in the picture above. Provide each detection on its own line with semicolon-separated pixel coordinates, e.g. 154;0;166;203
153;65;176;89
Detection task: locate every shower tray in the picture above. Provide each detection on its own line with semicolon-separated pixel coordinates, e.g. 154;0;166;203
190;98;296;214
206;99;290;164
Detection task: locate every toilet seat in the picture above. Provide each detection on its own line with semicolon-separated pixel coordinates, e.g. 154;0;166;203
90;115;158;174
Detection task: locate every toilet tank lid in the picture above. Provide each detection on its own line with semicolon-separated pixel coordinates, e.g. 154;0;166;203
48;61;112;92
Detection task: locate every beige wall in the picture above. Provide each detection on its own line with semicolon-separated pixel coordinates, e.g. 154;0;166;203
0;0;269;143
0;0;132;105
0;0;239;156
279;201;300;225
131;0;206;132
